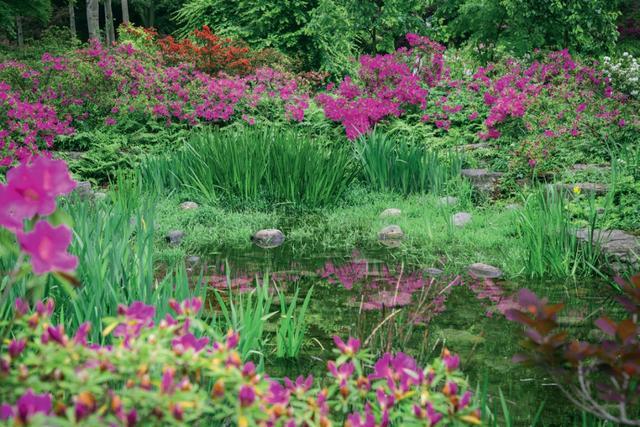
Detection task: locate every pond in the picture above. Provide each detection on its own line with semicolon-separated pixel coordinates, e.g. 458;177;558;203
186;245;617;426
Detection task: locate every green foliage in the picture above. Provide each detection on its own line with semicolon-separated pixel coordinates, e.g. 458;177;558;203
140;127;356;209
433;0;621;56
357;131;463;195
275;286;313;358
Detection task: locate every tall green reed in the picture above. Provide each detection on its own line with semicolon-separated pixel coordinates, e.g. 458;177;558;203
275;285;313;359
213;274;276;363
139;127;355;209
357;131;462;195
516;186;601;278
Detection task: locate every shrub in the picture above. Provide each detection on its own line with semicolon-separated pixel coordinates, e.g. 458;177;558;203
157;26;253;75
603;52;640;98
505;274;640;425
0;299;482;426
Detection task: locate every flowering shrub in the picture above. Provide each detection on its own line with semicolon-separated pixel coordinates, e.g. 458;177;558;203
603;52;640;98
0;157;77;278
0;297;481;426
158;26;253;75
505;275;640;425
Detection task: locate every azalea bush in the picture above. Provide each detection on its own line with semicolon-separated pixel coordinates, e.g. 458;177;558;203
603;52;640;98
0;297;481;426
505;275;640;425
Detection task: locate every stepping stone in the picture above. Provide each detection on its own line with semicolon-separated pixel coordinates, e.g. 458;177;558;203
556;183;608;196
461;169;503;194
458;143;491;151
380;208;401;218
166;230;185;246
73;181;94;199
571;163;610;172
468;263;503;279
425;268;444;276
93;191;107;201
576;229;639;269
437;196;458;207
452;212;472;227
251;229;285;249
186;256;201;266
378;225;404;240
180;201;199;210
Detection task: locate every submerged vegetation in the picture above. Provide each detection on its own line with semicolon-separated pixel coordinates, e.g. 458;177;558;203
0;0;639;425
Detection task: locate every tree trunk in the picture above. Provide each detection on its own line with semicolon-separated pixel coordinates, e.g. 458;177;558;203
68;1;77;38
16;15;24;49
104;0;115;44
86;0;100;41
121;0;129;25
148;4;155;28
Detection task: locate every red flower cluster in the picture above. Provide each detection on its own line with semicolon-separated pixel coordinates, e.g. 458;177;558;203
158;26;253;75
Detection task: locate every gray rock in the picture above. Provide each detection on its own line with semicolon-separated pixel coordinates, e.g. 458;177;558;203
571;163;610;172
468;263;503;279
93;191;107;201
576;229;639;268
425;268;444;276
452;212;472;227
73;181;94;199
505;203;521;211
596;207;606;215
66;151;85;161
438;328;485;349
166;230;185;246
378;225;404;241
437;196;459;207
461;168;503;194
186;256;201;266
556;183;608;196
380;208;401;218
251;229;285;249
459;143;491;151
180;201;199;210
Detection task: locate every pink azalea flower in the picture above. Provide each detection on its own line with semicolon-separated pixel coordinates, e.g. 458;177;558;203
6;157;76;218
17;221;78;274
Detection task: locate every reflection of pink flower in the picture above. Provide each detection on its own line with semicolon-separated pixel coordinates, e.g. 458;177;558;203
17;221;77;274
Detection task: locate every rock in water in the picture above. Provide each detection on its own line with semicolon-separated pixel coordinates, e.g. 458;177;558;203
180;201;199;210
452;212;472;227
380;208;401;218
468;263;503;279
166;230;185;246
251;229;285;249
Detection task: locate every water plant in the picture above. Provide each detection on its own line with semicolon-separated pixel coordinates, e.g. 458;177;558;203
213;274;276;362
275;285;313;358
516;186;602;278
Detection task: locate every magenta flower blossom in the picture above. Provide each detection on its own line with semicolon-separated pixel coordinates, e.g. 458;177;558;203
161;368;175;394
15;389;52;422
239;384;256;407
327;361;355;385
442;350;460;372
14;299;29;317
265;381;290;405
6;157;76;218
8;339;26;359
172;333;209;353
333;336;360;356
35;299;54;317
169;297;202;316
73;322;91;346
17;221;78;274
284;375;313;396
